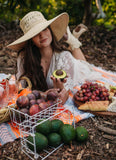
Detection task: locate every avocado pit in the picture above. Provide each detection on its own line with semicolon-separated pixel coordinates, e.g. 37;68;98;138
56;70;63;76
53;69;67;81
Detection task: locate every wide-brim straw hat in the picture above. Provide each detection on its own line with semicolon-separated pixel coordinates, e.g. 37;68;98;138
7;11;69;51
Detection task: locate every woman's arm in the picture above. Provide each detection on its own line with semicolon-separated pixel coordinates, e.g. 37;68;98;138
63;25;87;61
70;48;86;61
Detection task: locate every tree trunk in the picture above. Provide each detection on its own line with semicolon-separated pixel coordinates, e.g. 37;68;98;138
82;0;92;26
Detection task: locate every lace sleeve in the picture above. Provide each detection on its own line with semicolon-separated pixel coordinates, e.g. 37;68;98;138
55;51;76;90
55;50;102;90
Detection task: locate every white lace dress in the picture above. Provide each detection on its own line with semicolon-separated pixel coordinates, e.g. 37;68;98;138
46;51;102;90
16;50;102;90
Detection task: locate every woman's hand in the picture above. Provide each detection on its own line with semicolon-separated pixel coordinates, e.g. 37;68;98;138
51;75;67;90
59;88;69;104
45;88;60;94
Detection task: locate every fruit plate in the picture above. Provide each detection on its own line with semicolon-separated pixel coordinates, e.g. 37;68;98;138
73;81;116;116
74;98;116;116
87;110;116;116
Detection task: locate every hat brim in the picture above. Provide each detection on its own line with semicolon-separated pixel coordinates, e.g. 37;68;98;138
7;13;69;51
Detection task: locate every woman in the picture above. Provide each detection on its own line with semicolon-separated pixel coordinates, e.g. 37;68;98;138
7;11;102;104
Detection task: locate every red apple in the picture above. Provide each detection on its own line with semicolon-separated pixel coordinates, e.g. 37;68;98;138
29;104;40;116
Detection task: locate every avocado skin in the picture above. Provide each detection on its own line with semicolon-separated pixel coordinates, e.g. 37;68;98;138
53;69;67;81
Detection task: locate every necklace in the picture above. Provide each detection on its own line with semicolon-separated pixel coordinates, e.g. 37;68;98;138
41;59;49;64
44;60;49;64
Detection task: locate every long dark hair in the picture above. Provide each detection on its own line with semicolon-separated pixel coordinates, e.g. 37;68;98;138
18;28;67;91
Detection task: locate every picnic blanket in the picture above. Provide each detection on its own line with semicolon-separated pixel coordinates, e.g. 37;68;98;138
0;66;116;146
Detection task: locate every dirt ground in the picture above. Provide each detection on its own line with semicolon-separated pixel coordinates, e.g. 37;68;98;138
0;22;116;160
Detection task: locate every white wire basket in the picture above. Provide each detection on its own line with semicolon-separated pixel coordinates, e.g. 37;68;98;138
8;104;31;128
8;99;75;160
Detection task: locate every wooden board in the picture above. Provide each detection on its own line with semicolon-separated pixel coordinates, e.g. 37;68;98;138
85;110;116;116
74;98;116;116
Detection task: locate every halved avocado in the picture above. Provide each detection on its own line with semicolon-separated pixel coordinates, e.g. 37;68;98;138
53;69;67;81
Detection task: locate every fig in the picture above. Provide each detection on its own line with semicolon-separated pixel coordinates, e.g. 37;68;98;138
20;108;29;115
32;90;41;99
29;104;40;116
19;108;29;121
47;100;54;106
27;93;36;101
47;91;58;101
16;96;29;108
39;102;48;111
39;92;47;100
36;99;45;105
29;99;37;106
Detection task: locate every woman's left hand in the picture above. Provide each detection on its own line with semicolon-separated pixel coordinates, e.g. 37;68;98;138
51;75;67;90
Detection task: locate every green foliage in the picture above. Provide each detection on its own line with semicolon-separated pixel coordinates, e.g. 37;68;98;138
0;0;115;29
0;0;84;24
93;0;116;30
56;0;84;25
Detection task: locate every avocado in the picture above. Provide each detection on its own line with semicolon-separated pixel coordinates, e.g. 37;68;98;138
48;133;62;147
53;69;67;81
36;119;52;135
59;124;75;144
27;132;48;152
75;126;88;142
51;119;64;132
